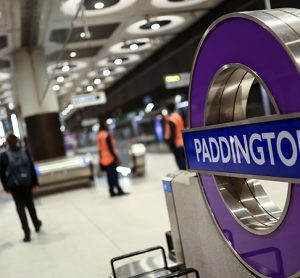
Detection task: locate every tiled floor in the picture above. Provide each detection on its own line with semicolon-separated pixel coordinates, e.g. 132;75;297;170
0;153;178;278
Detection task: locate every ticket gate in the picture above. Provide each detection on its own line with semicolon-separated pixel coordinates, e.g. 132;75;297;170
163;172;257;278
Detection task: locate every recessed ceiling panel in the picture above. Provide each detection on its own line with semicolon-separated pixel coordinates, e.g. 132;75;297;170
83;0;120;10
0;59;10;69
50;23;119;44
127;15;185;35
47;46;102;61
0;35;8;49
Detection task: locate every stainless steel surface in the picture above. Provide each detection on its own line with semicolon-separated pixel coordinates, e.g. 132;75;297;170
203;58;291;234
35;155;93;193
163;172;185;265
169;172;256;278
219;68;247;123
194;9;300;236
113;257;170;278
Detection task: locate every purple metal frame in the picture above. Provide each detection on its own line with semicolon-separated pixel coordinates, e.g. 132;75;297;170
189;17;300;277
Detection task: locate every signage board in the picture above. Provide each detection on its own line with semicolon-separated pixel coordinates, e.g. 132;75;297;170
184;114;300;183
164;73;190;89
185;8;300;278
71;92;106;108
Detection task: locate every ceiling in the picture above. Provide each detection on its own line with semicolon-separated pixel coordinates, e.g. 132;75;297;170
1;0;299;122
39;0;223;117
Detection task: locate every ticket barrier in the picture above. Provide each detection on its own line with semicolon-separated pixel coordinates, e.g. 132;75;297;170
34;155;93;195
163;172;256;278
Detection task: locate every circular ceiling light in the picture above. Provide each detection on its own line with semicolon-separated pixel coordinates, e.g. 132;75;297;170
80;0;136;16
70;51;77;58
56;76;64;83
52;84;60;91
99;66;126;77
94;2;105;9
98;54;140;67
110;38;151;53
48;61;88;74
94;78;101;85
62;65;70;72
80;32;86;39
129;43;139;50
150;23;161;30
151;0;207;8
87;85;94;92
102;69;111;76
127;15;185;35
114;58;123;65
141;21;170;30
84;0;119;10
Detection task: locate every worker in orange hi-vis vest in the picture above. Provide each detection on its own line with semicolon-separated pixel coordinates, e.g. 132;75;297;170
164;103;187;170
97;120;127;197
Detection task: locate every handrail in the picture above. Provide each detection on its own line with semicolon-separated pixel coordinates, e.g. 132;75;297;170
110;246;168;278
159;267;200;278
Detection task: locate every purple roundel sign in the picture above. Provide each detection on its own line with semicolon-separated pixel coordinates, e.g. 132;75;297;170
188;9;300;277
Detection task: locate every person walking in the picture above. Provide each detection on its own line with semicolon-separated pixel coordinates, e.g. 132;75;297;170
97;120;127;197
0;134;42;242
165;103;186;170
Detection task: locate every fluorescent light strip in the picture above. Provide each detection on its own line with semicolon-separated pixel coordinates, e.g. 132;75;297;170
11;114;20;138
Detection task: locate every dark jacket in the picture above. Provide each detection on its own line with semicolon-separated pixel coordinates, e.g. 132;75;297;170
0;147;38;192
166;121;177;151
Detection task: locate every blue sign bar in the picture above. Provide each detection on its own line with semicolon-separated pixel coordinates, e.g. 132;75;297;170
163;180;172;192
183;115;300;182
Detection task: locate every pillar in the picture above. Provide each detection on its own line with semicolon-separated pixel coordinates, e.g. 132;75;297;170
13;48;65;161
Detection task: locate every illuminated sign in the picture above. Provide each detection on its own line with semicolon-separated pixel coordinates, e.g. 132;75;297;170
164;73;190;89
71;92;106;108
184;114;300;183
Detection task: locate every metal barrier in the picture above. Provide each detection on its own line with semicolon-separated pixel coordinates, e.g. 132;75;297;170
110;246;170;278
110;245;199;277
34;155;93;194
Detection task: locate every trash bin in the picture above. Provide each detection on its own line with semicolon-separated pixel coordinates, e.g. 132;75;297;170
129;143;146;176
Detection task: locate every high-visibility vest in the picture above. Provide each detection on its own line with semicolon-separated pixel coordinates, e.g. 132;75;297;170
97;130;117;166
165;112;184;147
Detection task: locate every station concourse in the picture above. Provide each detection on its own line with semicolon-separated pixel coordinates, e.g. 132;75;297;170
1;0;300;278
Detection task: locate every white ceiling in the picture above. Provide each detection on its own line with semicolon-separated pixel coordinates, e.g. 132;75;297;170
0;0;223;114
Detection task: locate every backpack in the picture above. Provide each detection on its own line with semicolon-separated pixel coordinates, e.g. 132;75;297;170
6;148;32;187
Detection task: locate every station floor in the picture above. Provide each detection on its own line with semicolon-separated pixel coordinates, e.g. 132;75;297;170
0;153;178;278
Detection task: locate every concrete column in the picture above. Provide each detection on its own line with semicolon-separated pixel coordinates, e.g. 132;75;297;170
13;48;65;161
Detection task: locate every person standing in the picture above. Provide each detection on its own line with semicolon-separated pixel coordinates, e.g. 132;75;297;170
97;120;126;197
0;134;42;242
165;103;186;170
